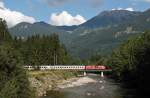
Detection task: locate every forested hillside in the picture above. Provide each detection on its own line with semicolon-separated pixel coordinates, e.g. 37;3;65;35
13;34;71;65
9;9;150;59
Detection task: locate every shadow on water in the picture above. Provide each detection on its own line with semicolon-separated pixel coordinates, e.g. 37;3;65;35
120;88;136;98
122;88;150;98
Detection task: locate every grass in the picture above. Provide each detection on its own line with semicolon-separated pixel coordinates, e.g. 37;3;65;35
27;70;78;80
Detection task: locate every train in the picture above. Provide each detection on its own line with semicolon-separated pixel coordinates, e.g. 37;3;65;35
24;65;110;70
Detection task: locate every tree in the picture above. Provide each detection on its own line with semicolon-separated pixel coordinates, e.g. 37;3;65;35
110;31;150;97
0;19;35;98
0;18;12;42
16;34;71;65
0;43;36;98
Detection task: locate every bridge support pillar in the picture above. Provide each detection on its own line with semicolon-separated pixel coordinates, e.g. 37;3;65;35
101;71;104;77
84;71;87;76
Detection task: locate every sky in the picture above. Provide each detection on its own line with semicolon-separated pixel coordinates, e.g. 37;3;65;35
0;0;150;27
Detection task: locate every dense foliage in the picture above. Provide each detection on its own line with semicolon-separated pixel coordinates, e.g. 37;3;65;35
0;43;35;98
110;31;150;97
0;18;12;42
0;19;36;98
13;34;71;65
83;54;109;65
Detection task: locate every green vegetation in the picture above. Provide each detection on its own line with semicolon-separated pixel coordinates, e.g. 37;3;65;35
13;34;71;65
86;54;110;65
0;19;73;98
110;31;150;97
28;70;78;80
0;19;36;98
0;18;12;42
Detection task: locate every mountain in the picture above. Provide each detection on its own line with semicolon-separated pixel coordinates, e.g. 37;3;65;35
9;9;150;59
79;10;141;29
10;21;78;37
9;21;78;44
66;9;150;58
57;25;78;31
10;22;63;38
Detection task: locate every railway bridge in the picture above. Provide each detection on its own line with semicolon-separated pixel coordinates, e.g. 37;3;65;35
24;65;112;77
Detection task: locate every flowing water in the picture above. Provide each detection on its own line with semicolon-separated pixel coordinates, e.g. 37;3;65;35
42;74;127;98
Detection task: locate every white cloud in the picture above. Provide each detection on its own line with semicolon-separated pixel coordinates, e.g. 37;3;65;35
125;8;134;11
49;11;86;26
112;7;134;11
0;1;36;27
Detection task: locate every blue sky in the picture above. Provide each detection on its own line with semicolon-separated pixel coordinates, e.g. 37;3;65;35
0;0;150;27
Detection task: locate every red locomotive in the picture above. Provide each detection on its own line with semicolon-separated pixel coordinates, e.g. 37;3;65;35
85;65;106;70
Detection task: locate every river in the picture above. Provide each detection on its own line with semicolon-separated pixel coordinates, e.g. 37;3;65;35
41;74;126;98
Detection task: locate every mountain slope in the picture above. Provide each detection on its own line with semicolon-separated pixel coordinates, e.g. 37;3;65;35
9;22;64;38
79;10;141;29
9;9;150;59
66;9;150;58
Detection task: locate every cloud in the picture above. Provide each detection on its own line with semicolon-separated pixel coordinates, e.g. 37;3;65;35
0;1;36;27
112;7;134;11
49;11;86;26
125;8;134;11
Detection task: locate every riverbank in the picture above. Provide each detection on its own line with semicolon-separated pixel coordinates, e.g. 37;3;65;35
28;70;78;96
44;74;123;98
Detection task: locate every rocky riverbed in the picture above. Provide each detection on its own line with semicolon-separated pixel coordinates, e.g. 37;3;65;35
57;76;97;89
28;70;78;96
42;74;124;98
